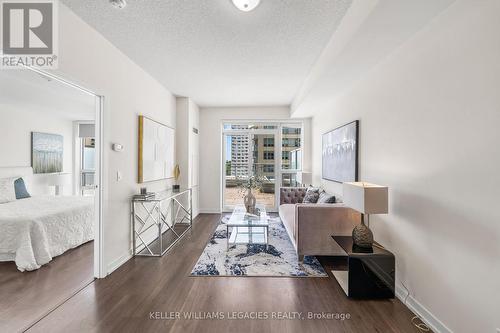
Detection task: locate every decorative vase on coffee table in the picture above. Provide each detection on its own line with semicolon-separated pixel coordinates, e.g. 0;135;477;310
244;188;256;214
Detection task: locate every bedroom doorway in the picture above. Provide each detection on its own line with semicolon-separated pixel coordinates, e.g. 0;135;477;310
28;67;105;280
0;67;104;332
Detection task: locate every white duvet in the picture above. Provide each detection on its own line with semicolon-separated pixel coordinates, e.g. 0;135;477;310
0;196;94;272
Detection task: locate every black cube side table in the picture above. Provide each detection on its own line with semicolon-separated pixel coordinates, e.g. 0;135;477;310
331;236;395;299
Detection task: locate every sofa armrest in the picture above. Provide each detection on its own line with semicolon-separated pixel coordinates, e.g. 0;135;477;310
280;187;307;205
295;203;361;257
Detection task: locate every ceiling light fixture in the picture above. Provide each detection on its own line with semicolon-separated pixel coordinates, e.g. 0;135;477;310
231;0;261;12
110;0;127;10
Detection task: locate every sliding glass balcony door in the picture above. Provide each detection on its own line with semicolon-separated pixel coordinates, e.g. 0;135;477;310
280;124;302;187
222;122;303;212
223;134;250;210
251;133;276;209
223;131;277;212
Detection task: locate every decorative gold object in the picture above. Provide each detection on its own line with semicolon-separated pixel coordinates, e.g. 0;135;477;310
173;164;181;191
173;164;180;181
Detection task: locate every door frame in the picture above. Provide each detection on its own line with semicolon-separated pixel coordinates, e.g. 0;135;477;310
25;66;105;279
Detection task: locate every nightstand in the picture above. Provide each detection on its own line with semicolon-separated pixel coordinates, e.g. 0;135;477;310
331;236;395;299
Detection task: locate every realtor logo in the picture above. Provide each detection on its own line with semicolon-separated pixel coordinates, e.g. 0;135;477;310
1;0;58;68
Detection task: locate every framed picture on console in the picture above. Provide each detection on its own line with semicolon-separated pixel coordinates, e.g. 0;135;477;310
322;120;359;183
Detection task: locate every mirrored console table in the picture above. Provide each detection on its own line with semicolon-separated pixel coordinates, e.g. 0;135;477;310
131;188;192;257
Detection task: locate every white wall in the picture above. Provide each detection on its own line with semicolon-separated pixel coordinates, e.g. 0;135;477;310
176;98;189;187
0;107;74;195
198;106;311;213
53;4;177;274
176;97;200;217
189;100;200;217
309;1;500;332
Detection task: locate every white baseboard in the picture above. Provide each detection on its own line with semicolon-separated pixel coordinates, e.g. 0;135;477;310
107;251;133;276
396;285;452;333
199;209;221;214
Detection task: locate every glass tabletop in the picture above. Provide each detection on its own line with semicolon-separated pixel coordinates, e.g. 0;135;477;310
132;188;191;202
226;204;269;227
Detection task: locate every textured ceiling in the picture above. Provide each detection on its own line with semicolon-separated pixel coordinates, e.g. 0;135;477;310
61;0;352;107
0;70;95;120
291;0;456;117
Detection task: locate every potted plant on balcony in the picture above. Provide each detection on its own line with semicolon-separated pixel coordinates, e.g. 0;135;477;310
238;174;264;214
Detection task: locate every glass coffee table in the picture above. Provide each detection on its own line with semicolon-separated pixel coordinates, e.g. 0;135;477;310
226;204;269;250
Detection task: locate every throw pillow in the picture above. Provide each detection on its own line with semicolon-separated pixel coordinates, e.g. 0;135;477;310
0;177;17;204
317;191;336;204
303;187;320;203
14;178;31;199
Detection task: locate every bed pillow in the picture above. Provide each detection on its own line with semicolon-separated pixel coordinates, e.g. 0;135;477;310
0;177;17;204
303;187;320;203
14;178;31;199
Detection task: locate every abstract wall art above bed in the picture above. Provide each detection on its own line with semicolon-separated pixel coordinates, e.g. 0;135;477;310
31;132;63;174
322;120;359;183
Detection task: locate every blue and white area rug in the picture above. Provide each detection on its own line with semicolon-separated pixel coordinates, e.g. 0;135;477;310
190;217;327;277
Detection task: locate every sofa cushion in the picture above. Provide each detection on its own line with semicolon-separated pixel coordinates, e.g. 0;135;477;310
317;191;335;204
303;187;320;203
280;187;306;204
279;204;295;238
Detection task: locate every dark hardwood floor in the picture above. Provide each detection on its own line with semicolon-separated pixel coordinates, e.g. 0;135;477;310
26;214;425;333
0;241;94;332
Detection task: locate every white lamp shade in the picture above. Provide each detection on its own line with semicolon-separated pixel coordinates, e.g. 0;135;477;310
47;173;72;186
343;182;388;214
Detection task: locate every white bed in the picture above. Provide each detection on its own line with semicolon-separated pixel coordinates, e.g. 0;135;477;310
0;167;94;272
